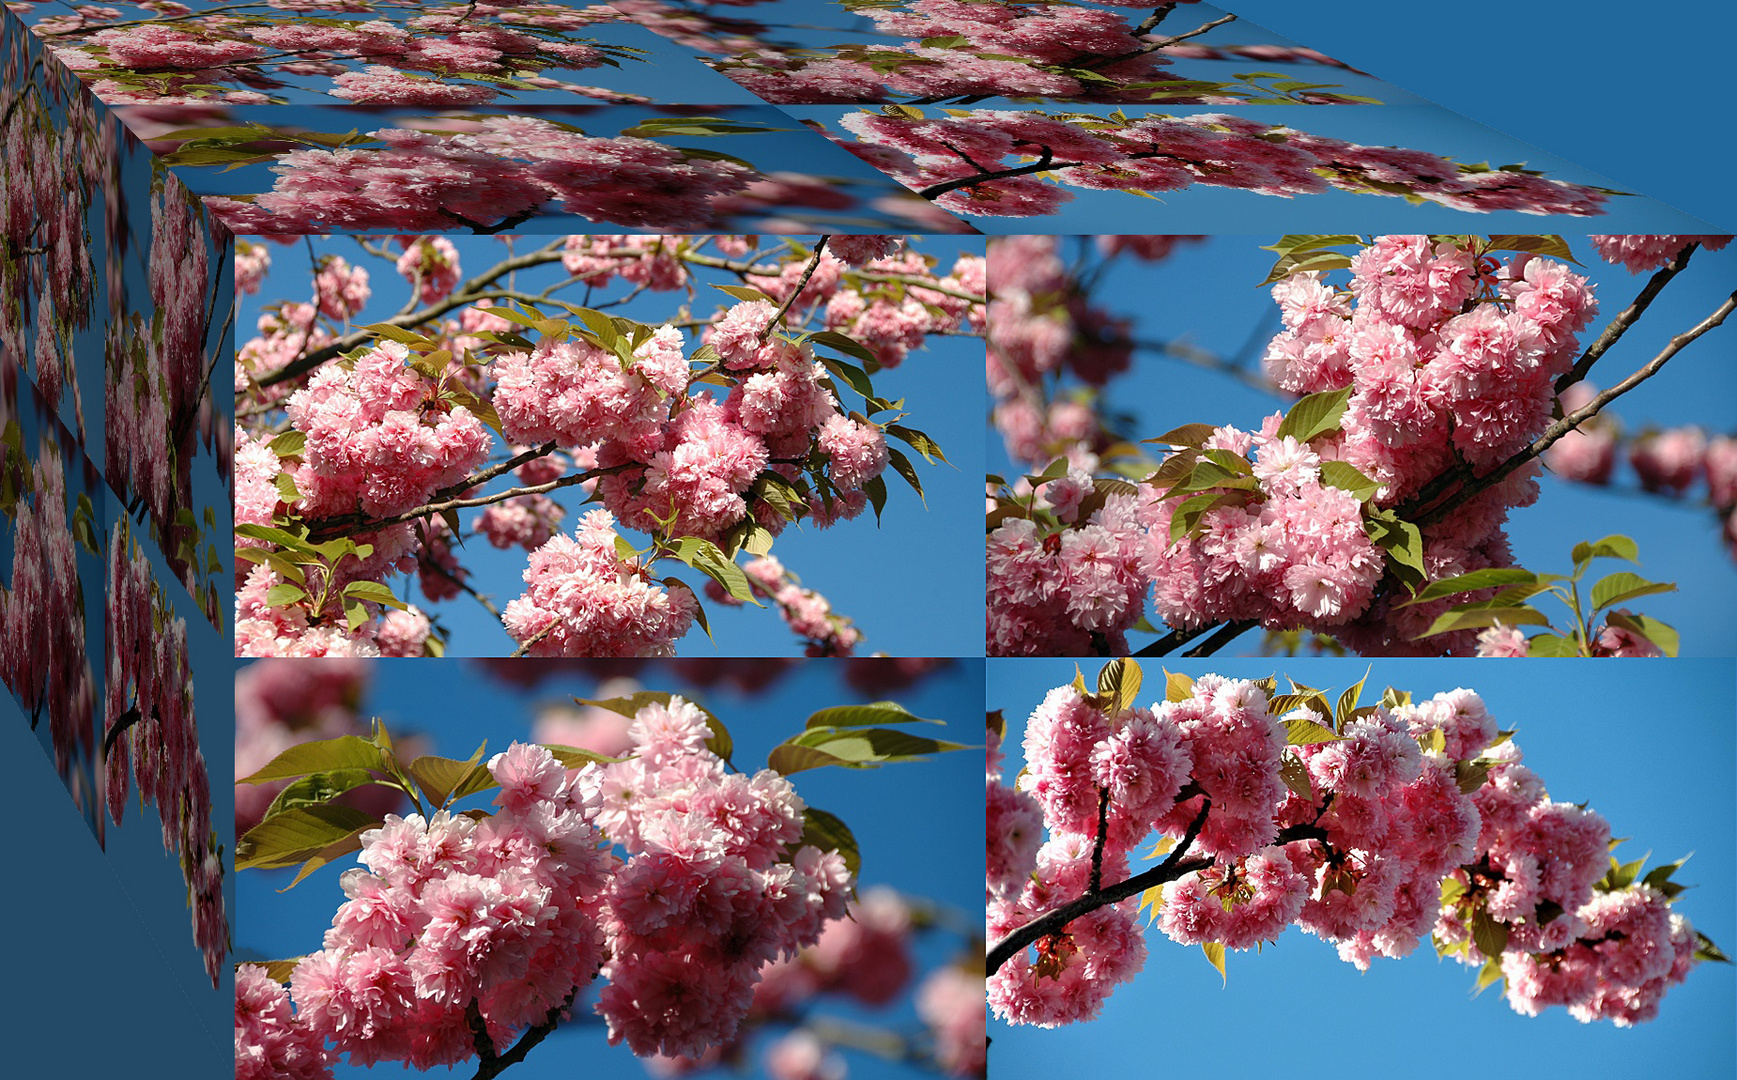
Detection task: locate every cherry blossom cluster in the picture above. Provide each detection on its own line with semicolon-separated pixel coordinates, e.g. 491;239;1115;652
703;554;863;657
651;885;985;1079
987;236;1615;655
0;431;95;790
618;0;1368;106
503;510;699;656
1165;240;1599;648
107;168;227;620
1587;234;1732;274
987;671;1712;1028
105;517;227;986
237;235;974;656
24;1;649;107
236;695;855;1074
986;234;1201;468
202;118;756;234
0;58;100;432
1545;383;1737;563
828;108;1613;219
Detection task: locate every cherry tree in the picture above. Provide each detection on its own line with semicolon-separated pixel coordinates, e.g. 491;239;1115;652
984;233;1736;656
986;659;1727;1031
236;234;982;657
234;682;974;1078
813;107;1620;221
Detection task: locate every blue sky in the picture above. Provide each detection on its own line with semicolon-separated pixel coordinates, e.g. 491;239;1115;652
988;235;1737;656
987;657;1736;1080
234;657;984;1080
1223;0;1737;231
239;233;985;657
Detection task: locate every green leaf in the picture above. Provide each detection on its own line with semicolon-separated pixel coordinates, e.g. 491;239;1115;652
261;769;380;821
1473;955;1505;996
237;735;386;785
1455;759;1491;794
818;356;875;400
265;583;308;609
1278;754;1314;801
343;580;407;609
1164;670;1194;703
1096;659;1142;714
408;746;495;809
1202;941;1227;986
1415;606;1551;639
357;322;435;348
1694;932;1731;964
235;523;313;551
1485;235;1577;263
1168;490;1248;542
1364;511;1427;592
1275;385;1353;444
884;424;948;465
809;330;882;369
1284;718;1342;746
1571;534;1639;571
804;701;943;729
793;807;861;877
235;805;381;871
540;744;629;769
672;537;759;606
1401;568;1540;606
1138;884;1165;925
768;728;968;775
1526;632;1578;657
861;474;887;523
269;430;307;458
1589;571;1676;612
886;446;925;504
712;283;776;305
1143;423;1218;448
1318;460;1380;502
1335;669;1368;728
1259;248;1355;287
1471;909;1510;959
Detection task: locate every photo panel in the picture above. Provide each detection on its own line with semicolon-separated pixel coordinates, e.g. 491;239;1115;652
235;233;986;658
985;655;1735;1076
235;656;986;1080
984;233;1737;658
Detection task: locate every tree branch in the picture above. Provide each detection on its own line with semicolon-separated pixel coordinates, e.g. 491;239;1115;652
1555;242;1698;393
987;798;1212;976
307;461;635;542
760;236;831;342
467;986;580;1080
255;240;567;388
1410;287;1737;527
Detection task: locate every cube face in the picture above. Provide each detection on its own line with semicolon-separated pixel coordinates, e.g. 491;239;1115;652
1;6;233;1005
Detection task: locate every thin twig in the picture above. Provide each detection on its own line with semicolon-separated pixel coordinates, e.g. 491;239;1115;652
1412;288;1737;527
1088;788;1110;893
759;237;831;343
1555;242;1698;392
307;462;637;542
